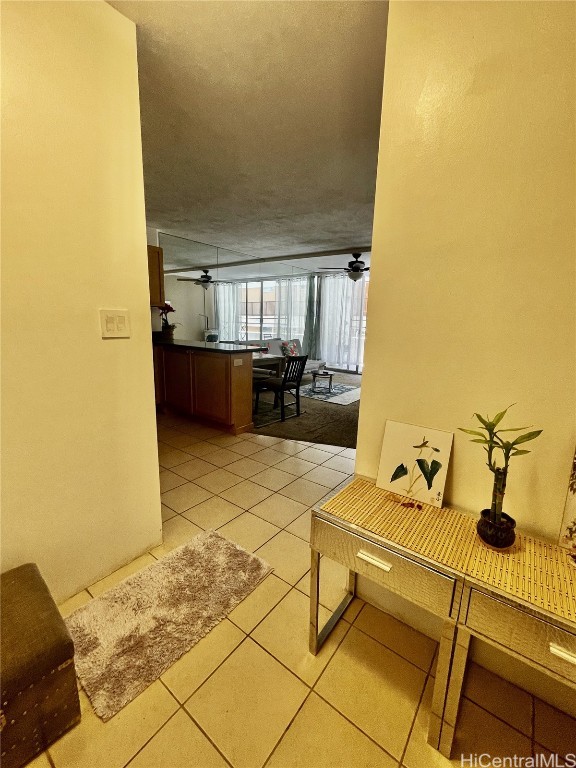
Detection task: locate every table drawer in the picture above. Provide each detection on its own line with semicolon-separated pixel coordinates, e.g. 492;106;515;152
312;517;456;618
466;590;576;684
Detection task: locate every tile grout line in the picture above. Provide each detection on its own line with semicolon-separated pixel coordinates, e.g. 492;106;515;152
180;706;236;768
310;689;399;766
260;690;314;768
180;634;252;709
459;694;535;744
121;707;182;768
398;666;431;767
345;621;436;675
309;602;424;765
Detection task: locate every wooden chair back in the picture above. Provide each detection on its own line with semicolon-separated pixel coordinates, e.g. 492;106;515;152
282;355;308;387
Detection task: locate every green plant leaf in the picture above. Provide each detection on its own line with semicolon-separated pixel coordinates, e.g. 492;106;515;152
458;428;487;437
390;463;408;483
474;413;491;428
512;430;543;445
470;438;490;443
497;426;531;432
416;458;442;490
511;449;531;456
492;404;515;426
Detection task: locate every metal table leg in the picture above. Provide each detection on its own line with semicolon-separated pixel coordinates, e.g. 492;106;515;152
427;619;458;750
309;548;356;655
438;626;471;757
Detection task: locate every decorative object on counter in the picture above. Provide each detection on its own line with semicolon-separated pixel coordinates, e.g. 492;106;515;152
159;301;178;339
560;446;576;566
459;405;542;549
198;312;219;342
376;420;453;508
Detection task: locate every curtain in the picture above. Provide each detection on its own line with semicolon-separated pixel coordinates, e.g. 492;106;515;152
302;275;321;358
318;273;368;370
274;277;308;340
214;282;242;341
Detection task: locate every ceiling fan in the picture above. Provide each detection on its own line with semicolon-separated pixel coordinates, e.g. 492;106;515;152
319;253;369;281
177;269;221;290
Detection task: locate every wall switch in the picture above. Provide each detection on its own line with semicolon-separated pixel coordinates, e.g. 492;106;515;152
100;309;131;338
233;358;243;366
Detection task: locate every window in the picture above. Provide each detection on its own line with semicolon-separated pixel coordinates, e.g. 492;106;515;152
216;274;369;372
318;273;369;372
232;278;307;341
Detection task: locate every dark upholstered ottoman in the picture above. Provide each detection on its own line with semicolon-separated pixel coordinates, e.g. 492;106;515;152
1;564;80;768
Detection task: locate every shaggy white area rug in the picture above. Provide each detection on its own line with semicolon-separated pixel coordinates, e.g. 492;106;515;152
66;530;272;720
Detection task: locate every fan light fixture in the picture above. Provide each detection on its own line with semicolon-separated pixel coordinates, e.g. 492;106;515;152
319;252;369;282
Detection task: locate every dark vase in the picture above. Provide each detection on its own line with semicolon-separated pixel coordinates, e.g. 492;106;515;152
477;509;516;549
161;326;175;340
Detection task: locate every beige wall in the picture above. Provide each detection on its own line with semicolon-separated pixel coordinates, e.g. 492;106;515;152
1;1;161;601
164;276;216;342
357;0;575;542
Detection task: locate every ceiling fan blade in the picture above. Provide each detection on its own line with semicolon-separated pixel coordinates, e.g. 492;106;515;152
319;267;346;270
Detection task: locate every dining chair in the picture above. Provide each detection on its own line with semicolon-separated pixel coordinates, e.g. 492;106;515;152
253;355;308;421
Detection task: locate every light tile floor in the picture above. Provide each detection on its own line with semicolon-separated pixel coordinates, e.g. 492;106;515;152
47;415;575;768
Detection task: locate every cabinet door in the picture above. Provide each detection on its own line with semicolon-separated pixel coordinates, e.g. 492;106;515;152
163;348;193;415
147;245;165;307
192;352;231;424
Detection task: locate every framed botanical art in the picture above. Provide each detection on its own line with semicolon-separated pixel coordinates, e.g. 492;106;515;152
559;446;576;557
377;420;454;508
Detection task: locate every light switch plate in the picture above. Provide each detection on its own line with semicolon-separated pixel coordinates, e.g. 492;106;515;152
100;309;131;338
233;358;243;366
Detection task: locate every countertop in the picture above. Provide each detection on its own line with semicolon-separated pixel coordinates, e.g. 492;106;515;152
153;338;262;354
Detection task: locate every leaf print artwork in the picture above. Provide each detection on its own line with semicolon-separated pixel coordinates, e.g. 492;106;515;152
377;422;453;509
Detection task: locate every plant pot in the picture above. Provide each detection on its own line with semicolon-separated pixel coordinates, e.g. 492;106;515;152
477;509;516;549
161;326;175;341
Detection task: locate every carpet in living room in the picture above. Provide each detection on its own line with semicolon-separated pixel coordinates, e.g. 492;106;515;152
252;371;361;448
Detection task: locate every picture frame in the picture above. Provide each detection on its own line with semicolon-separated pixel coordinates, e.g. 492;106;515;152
376;420;453;508
559;446;576;555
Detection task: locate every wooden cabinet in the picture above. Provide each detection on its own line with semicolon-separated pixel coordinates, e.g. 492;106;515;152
154;344;254;432
163;347;193;414
192;352;231;424
147;245;165;307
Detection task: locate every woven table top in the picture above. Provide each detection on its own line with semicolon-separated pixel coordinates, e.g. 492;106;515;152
319;478;477;573
467;533;576;623
319;478;576;624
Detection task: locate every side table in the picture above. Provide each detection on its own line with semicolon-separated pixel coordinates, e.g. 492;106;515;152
309;478;576;758
312;369;334;392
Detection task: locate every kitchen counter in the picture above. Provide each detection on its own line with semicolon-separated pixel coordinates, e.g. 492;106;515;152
153;338;261;354
153;339;255;433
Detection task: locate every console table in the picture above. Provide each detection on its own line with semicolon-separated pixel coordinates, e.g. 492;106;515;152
309;478;576;757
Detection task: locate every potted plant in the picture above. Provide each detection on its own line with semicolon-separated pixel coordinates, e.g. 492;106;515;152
159;302;178;340
459;405;542;548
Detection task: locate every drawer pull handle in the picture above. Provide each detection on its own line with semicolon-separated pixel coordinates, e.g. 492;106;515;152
357;550;392;573
549;643;576;666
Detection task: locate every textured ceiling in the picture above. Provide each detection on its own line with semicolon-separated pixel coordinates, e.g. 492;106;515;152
110;0;388;266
